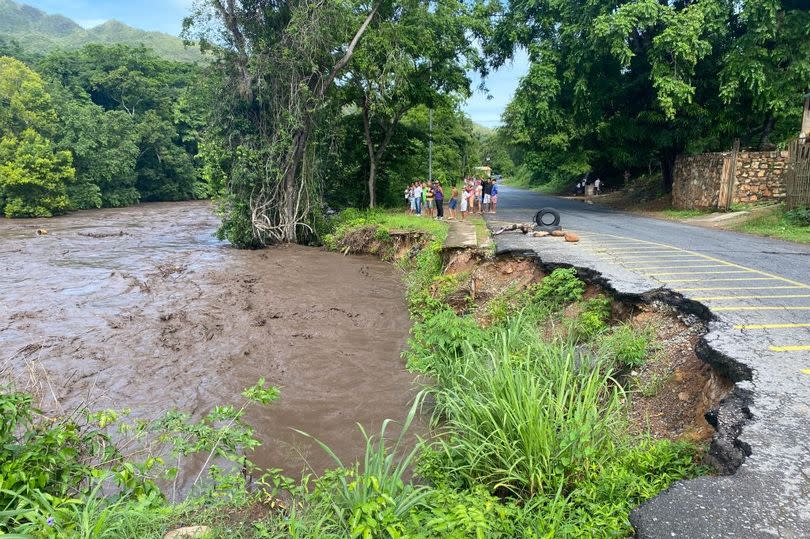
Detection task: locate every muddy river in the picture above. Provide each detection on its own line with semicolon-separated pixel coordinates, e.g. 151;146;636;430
0;201;417;493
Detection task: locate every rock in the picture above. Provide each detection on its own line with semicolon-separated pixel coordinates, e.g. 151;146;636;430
550;230;566;237
36;228;48;236
164;526;211;539
533;231;550;237
564;232;580;242
678;391;690;402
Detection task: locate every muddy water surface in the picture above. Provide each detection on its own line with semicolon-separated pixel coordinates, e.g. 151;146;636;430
1;201;417;489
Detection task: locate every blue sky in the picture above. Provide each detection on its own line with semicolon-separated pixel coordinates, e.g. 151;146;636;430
23;0;528;127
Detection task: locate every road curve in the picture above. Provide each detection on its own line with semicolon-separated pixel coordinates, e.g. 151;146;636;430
488;185;810;538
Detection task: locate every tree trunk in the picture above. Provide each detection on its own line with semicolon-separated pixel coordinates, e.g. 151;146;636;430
368;159;377;208
660;151;676;193
759;113;775;150
280;127;310;243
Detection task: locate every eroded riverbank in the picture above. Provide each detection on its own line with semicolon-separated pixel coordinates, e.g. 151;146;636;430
1;201;417;489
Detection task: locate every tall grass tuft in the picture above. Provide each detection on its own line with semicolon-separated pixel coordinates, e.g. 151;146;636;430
430;322;625;498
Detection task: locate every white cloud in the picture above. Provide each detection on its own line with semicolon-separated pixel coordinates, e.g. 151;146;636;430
76;18;108;29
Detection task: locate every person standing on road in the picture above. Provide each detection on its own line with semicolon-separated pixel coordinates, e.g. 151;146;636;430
482;177;493;213
460;180;470;220
448;185;458;220
490;179;499;214
594;177;602;195
413;181;423;215
434;181;444;220
425;182;435;218
474;180;483;213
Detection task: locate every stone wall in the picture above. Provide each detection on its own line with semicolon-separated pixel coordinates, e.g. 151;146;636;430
673;150;789;210
733;150;788;204
672;152;728;210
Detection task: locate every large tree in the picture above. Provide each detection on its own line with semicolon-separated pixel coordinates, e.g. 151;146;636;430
346;0;475;207
489;0;809;192
184;0;383;246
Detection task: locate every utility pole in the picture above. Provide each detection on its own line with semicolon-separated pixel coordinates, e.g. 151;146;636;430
428;107;433;180
428;61;433;181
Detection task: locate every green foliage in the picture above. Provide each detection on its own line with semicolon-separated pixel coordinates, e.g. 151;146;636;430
571;296;613;340
492;0;809;192
600;324;654;369
732;205;810;245
530;268;586;308
0;128;74;217
0;55;57;138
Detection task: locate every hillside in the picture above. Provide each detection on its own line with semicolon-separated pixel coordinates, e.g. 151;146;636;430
0;0;202;62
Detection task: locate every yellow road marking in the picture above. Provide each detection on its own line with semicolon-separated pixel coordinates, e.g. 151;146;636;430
598;249;680;253
734;323;810;329
713;306;810;312
678;286;809;292
802;369;810;375
591;233;810;288
696;295;810;301
770;345;810;352
665;277;780;283
646;270;753;277
625;264;730;270
618;256;708;261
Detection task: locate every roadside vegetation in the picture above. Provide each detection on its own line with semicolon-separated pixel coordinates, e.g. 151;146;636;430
731;205;810;245
1;211;709;538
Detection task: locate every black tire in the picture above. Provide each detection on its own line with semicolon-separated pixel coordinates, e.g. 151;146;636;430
534;208;561;227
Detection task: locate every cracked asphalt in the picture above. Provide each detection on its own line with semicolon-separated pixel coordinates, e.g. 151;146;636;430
487;186;810;538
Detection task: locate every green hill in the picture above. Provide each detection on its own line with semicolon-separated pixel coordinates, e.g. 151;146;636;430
0;0;202;62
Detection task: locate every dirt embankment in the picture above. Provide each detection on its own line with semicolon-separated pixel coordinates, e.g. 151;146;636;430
1;202;418;492
436;249;734;449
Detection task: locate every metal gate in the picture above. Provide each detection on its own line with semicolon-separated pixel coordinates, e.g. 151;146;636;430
785;138;810;209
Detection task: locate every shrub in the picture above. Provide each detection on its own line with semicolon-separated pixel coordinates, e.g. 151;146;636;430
600;324;653;369
571;296;612;339
528;268;585;308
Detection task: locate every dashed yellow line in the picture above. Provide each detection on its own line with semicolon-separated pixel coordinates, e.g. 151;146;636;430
618;256;709;262
802;368;810;375
713;306;810;312
734;323;810;329
665;277;781;283
584;232;810;289
626;264;730;270
696;295;810;301
678;286;809;292
646;270;753;277
770;345;810;352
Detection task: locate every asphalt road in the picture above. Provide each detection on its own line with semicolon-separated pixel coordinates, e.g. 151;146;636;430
487;185;810;538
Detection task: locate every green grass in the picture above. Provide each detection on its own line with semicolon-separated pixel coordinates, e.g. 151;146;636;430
660;208;713;219
731;206;810;244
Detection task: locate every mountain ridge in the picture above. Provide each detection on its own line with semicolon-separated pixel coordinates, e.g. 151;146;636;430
0;0;202;62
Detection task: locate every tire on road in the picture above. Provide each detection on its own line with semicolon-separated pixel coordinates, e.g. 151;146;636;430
534;208;561;227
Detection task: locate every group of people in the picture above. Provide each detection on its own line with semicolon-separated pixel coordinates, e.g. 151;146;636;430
574;175;603;196
405;177;499;220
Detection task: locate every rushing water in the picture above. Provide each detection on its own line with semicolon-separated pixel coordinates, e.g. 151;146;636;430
0;201;417;493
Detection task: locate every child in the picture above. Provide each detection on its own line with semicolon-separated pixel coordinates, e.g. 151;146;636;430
425;182;434;218
490;179;499;214
474;180;483;213
448;185;458;220
459;181;469;220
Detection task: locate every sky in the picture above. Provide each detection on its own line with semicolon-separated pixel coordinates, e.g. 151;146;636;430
22;0;528;127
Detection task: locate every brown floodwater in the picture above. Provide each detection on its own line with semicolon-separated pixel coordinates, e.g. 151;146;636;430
0;201;418;494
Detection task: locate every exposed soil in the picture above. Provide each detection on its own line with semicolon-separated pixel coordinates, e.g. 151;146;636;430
438;250;733;447
0;202;418;493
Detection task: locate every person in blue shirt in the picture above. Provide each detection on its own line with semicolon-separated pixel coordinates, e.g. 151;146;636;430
490;179;499;214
